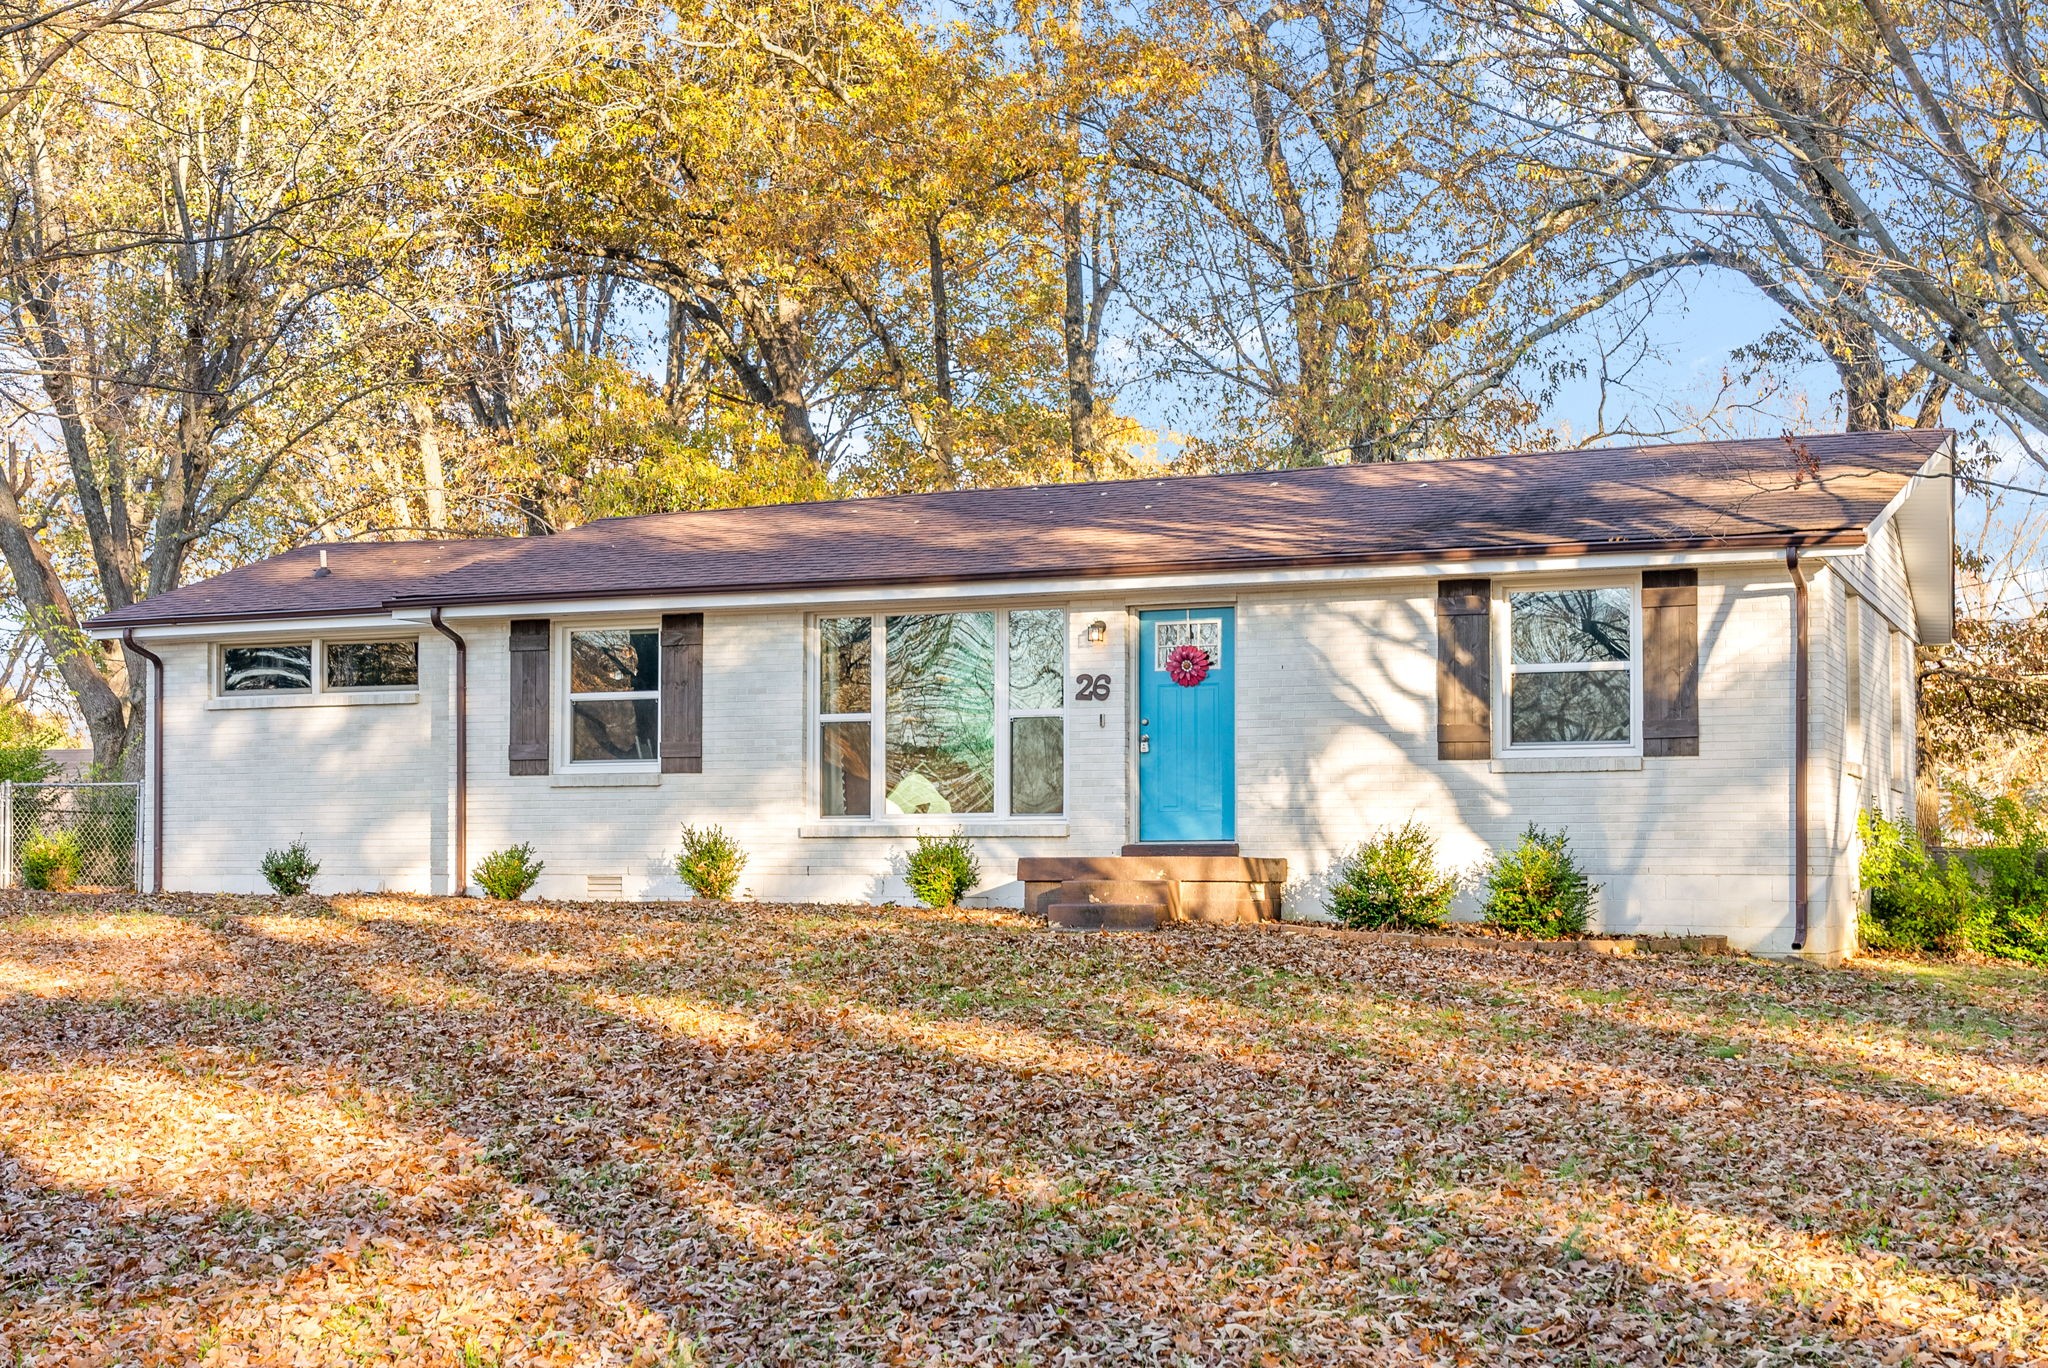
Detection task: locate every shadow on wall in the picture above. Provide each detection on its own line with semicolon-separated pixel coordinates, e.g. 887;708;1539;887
184;697;433;895
1257;576;1802;947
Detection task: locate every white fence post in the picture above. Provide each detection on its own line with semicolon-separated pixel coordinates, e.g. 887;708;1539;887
2;779;12;888
136;777;146;892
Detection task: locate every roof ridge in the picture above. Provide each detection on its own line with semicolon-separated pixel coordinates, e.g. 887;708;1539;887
86;429;1952;630
563;428;1951;535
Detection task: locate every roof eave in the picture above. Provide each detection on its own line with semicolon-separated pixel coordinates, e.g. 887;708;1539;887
1886;440;1958;645
381;529;1871;611
95;530;1871;635
86;605;409;640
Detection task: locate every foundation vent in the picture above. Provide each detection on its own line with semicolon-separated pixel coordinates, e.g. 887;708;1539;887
585;874;625;901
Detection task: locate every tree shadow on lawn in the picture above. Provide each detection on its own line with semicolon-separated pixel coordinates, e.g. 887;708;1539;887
0;1059;673;1366
4;897;2047;1365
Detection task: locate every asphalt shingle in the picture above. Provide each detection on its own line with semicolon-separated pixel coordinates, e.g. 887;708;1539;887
88;430;1950;629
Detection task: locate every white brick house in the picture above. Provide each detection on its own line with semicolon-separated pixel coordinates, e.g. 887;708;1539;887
89;432;1955;960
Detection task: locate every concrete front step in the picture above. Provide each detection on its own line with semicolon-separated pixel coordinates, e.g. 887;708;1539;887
1121;841;1240;857
1056;878;1181;920
1020;855;1287;883
1023;854;1288;926
1047;902;1162;931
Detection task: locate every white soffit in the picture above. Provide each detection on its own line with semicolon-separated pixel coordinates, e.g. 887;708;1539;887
1886;443;1958;646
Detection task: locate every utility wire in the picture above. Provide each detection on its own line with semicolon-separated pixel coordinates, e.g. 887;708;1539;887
1936;470;2048;500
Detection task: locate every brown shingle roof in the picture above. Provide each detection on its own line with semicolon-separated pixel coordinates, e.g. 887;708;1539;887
89;431;1951;629
90;538;512;629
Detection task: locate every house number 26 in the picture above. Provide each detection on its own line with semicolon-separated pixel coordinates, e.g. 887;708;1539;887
1074;672;1112;701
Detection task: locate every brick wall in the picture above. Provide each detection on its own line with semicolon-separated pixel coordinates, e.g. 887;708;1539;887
156;605;1130;904
149;558;1898;955
1232;566;1825;953
155;636;438;893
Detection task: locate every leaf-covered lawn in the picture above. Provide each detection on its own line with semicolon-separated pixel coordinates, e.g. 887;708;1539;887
3;897;2046;1366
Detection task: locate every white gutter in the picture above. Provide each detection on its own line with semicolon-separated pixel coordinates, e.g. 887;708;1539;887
389;544;1853;624
89;612;420;644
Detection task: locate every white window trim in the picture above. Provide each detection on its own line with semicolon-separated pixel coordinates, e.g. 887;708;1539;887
557;622;662;771
214;636;421;702
1889;628;1908;793
810;607;1069;822
1494;581;1643;758
1151;615;1225;672
1846;590;1866;769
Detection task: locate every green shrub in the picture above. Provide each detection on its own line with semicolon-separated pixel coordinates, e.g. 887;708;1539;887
473;843;544;901
259;839;319;895
1858;810;1980;956
0;701;63;785
905;831;980;908
20;830;81;890
1479;825;1597;937
1953;795;2048;963
1325;820;1458;930
675;824;747;899
1857;807;2048;962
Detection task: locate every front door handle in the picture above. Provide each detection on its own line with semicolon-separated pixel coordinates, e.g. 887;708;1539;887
1139;735;1151;753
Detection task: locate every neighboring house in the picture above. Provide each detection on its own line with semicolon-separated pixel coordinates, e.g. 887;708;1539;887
41;749;94;779
87;432;1955;961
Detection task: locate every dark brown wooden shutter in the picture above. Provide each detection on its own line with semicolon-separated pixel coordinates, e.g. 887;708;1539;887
1436;578;1492;760
508;619;550;775
660;612;703;774
1642;569;1699;757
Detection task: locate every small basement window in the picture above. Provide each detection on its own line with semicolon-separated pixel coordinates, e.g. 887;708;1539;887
567;627;659;764
223;643;313;693
327;640;418;689
1501;586;1637;749
219;638;419;697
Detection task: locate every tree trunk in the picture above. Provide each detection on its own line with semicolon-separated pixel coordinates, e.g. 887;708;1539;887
0;475;133;771
413;400;448;531
1062;194;1098;471
927;219;957;484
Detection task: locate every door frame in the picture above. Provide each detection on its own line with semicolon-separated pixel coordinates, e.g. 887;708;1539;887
1126;601;1239;844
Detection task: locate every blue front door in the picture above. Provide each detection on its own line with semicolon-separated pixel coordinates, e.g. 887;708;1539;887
1138;608;1235;842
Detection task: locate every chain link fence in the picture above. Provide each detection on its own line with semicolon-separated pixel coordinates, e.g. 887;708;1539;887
2;781;141;890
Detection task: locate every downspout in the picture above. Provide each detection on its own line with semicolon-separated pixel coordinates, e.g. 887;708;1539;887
429;609;468;896
120;629;165;893
1786;548;1809;952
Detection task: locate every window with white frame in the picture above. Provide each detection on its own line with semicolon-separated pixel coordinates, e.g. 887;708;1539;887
223;643;313;693
816;608;1065;818
220;638;417;694
567;627;659;764
327;640;418;689
1501;587;1636;747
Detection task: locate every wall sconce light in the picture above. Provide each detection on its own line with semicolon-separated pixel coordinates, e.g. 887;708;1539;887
1085;619;1108;646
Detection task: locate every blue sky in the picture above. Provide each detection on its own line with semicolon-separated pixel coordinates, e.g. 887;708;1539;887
1543;271;1828;442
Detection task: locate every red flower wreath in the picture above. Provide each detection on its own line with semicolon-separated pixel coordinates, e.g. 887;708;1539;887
1165;643;1211;687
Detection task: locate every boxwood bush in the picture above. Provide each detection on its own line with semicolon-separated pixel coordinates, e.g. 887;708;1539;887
1479;825;1596;937
259;839;319;896
906;832;979;908
1325;820;1458;930
675;824;747;899
474;843;544;901
20;830;81;891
